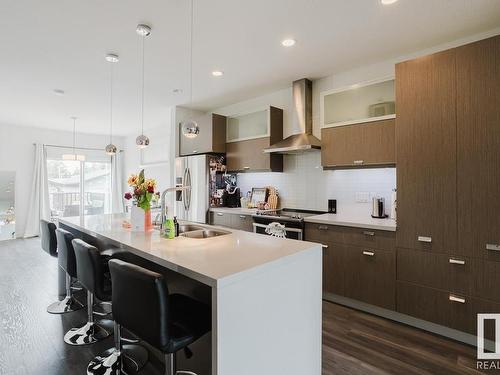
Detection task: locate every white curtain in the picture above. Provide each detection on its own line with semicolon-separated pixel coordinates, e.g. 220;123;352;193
111;151;124;213
24;144;50;238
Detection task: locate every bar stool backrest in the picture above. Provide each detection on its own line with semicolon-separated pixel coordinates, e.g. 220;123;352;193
55;228;77;278
108;259;171;350
40;219;57;257
72;239;106;299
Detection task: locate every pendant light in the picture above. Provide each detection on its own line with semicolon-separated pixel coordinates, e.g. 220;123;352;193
135;24;151;149
63;117;86;161
180;0;199;139
105;53;119;155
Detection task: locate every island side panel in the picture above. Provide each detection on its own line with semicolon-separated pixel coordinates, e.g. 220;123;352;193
215;246;322;375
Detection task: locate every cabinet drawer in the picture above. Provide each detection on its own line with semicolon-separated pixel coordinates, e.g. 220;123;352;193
230;214;254;232
397;248;474;295
210;211;230;227
397;281;474;334
305;223;344;245
344;245;395;310
341;227;395;252
305;223;395;251
323;242;344;296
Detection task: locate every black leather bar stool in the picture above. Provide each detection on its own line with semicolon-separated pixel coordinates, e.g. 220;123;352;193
64;239;112;345
40;219;57;257
87;259;211;375
47;229;85;314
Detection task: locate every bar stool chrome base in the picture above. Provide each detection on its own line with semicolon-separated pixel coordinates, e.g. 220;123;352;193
47;273;85;314
47;295;84;314
87;345;148;375
64;322;109;345
64;292;110;345
87;323;148;375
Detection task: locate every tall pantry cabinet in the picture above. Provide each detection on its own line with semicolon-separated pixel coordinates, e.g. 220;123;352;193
395;35;500;336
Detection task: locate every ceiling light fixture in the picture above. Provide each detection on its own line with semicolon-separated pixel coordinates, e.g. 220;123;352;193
135;24;152;149
281;38;296;47
63;117;85;161
181;0;200;139
53;89;65;96
105;53;119;156
212;70;223;77
380;0;398;4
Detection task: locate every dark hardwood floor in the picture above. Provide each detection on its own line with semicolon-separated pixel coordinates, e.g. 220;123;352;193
0;238;492;374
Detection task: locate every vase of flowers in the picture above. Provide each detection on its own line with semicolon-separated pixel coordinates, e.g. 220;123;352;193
124;170;157;231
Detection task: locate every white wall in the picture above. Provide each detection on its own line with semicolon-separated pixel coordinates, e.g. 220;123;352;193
0;123;125;237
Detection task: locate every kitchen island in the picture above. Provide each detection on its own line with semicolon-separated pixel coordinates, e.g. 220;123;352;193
59;214;322;375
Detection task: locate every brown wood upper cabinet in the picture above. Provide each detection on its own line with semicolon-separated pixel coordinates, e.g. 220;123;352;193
395;49;458;255
179;113;227;156
321;119;395;168
456;35;500;261
226;106;283;172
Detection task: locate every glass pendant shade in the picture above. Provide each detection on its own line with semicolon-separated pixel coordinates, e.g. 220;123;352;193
105;143;117;155
136;134;150;149
181;120;199;138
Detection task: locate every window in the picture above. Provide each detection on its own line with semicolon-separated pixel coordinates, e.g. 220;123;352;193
47;150;112;219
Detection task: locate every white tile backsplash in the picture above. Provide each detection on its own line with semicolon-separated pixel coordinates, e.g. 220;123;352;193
236;152;396;216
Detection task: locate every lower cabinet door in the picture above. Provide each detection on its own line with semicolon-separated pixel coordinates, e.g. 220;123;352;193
344;245;396;310
323;242;344;296
397;281;475;334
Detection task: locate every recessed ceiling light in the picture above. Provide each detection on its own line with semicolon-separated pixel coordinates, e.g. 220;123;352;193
105;53;119;63
212;70;223;77
53;89;65;96
281;39;296;47
380;0;398;4
172;88;183;94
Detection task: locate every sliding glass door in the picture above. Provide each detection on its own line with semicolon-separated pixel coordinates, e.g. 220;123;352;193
47;157;112;219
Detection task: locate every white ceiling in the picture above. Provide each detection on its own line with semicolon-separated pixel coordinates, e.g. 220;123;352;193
1;0;500;136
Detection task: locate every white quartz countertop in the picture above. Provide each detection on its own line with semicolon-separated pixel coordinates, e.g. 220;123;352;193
59;214;320;288
209;207;259;215
304;213;397;232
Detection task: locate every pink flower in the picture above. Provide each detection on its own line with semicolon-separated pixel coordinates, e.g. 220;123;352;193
124;192;132;200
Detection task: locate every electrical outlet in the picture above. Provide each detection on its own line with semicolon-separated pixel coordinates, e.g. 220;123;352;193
355;192;370;203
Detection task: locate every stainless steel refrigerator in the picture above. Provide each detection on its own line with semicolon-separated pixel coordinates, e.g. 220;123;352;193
174;155;210;223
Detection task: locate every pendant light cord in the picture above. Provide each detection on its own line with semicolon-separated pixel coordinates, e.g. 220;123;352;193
190;0;194;105
109;61;114;144
140;33;145;136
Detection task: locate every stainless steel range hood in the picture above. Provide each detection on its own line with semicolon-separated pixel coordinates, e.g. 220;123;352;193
264;78;321;154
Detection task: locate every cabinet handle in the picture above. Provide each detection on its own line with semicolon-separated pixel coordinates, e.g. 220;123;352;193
486;244;500;252
362;250;375;257
239;215;246;219
353;160;364;165
449;258;465;265
243;166;250;170
449;294;466;304
363;231;375;236
417;236;432;243
318;225;329;231
216;213;223;216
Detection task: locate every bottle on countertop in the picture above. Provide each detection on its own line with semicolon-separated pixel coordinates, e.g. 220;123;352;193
173;216;179;237
162;218;175;239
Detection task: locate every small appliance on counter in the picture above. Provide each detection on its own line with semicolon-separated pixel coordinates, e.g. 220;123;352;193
223;186;240;207
328;199;337;214
371;197;388;219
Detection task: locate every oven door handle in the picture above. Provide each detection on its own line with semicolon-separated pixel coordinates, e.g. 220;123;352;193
252;223;303;240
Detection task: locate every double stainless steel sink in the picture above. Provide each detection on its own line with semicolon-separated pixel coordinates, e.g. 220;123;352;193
178;224;230;239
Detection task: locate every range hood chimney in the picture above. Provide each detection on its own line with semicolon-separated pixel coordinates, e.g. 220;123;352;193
263;78;321;154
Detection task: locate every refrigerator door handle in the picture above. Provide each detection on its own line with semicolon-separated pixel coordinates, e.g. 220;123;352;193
183;167;192;211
